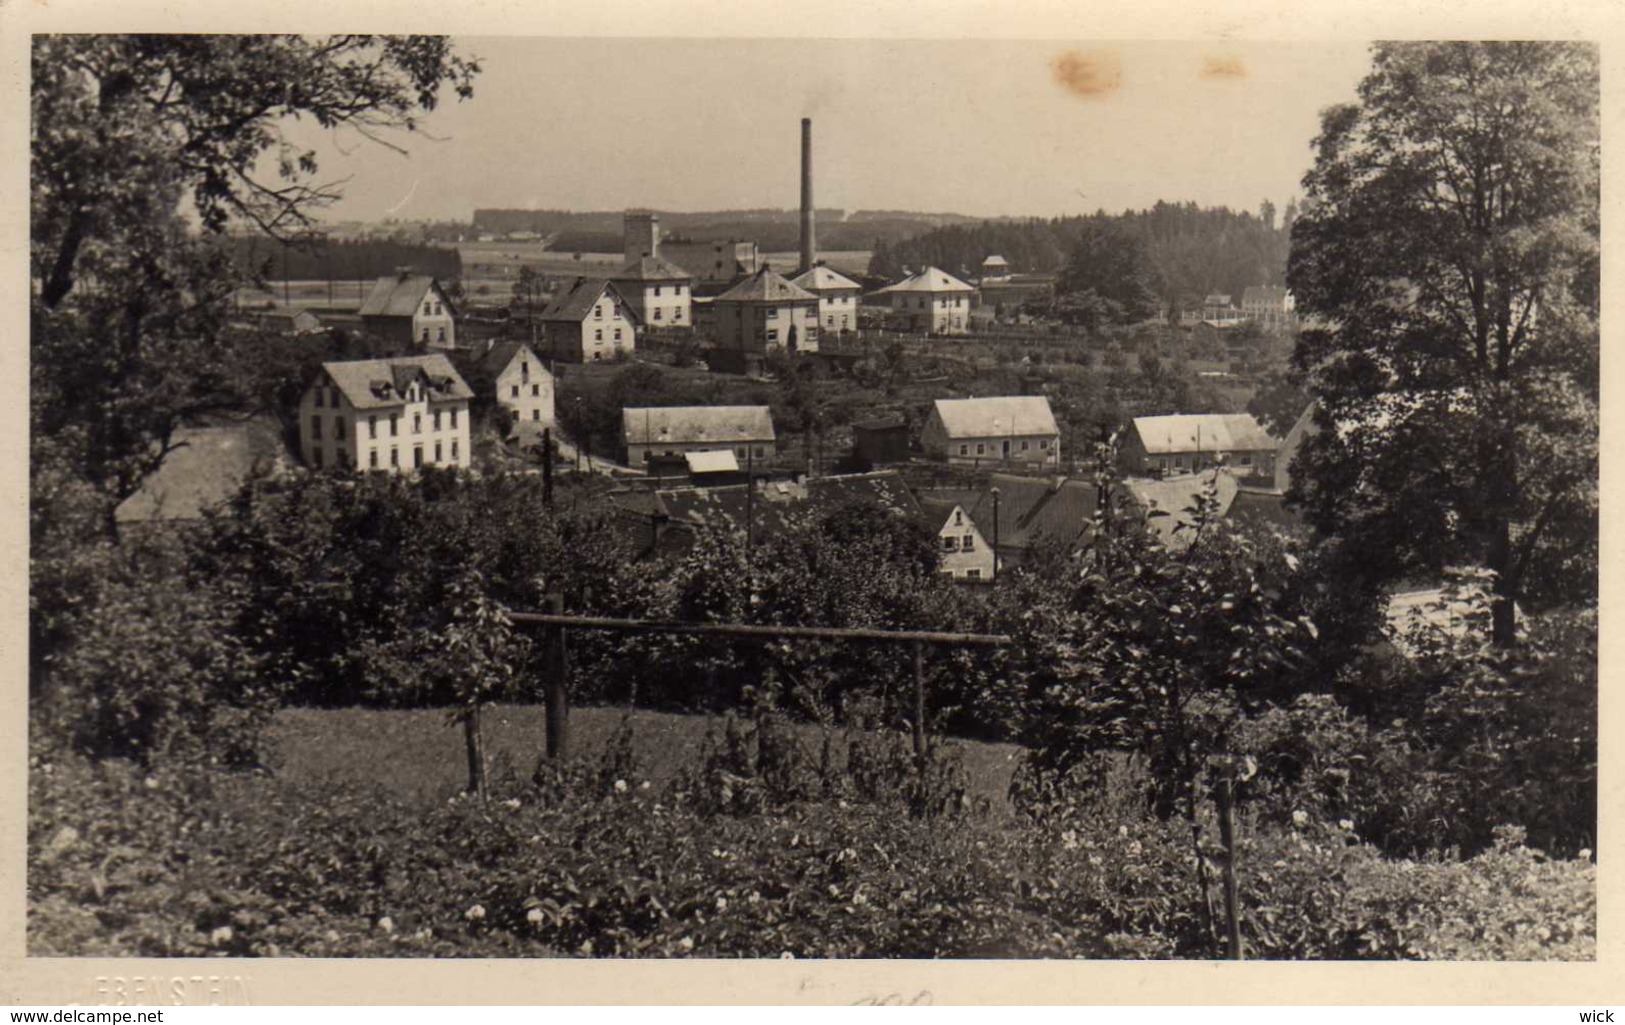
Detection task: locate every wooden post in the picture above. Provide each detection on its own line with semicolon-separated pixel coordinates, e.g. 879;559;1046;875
911;639;927;771
463;702;487;797
541;427;554;509
1215;764;1244;960
543;592;570;762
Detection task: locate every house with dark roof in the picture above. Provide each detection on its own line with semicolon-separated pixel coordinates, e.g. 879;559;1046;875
1121;413;1278;480
921;396;1061;468
359;272;458;350
622;406;776;467
300;355;473;473
246;307;325;336
711;267;821;355
611;255;694;329
539;278;640;363
918;473;1102;571
875;266;976;335
481;341;554;442
790;264;862;337
662;238;762;289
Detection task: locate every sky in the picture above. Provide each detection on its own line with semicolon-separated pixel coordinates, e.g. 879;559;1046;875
285;38;1377;224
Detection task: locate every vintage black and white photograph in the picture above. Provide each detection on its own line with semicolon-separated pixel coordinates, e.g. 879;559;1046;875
23;30;1599;968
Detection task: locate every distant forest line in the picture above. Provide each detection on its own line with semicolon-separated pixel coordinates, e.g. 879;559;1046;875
869;200;1298;309
229;237;463;284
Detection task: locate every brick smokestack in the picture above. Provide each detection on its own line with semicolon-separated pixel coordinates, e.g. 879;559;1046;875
799;118;815;274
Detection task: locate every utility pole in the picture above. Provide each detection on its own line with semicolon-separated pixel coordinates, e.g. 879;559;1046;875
990;486;1001;583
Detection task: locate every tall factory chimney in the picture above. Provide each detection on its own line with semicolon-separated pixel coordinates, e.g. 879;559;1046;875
799;118;816;274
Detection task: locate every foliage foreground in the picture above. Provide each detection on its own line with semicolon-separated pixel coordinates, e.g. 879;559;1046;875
29;711;1594;961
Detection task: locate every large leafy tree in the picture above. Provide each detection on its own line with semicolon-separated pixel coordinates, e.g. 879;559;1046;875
1053;218;1163;327
1287;42;1599;646
30;35;481;517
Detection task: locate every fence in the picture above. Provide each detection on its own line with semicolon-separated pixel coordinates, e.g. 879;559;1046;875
509;600;1010;771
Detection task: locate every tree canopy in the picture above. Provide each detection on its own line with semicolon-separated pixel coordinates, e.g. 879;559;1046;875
1287;42;1599;646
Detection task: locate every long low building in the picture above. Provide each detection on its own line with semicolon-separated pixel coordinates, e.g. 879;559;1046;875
921;395;1061;468
622;405;776;466
1121;412;1277;480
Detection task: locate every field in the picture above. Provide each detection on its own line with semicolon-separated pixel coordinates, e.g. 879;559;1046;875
267;704;1024;813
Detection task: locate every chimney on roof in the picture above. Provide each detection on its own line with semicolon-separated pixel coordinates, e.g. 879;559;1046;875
395;266;413;281
799;118;816;275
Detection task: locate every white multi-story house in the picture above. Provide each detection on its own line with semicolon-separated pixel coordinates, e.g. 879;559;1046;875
481;341;554;442
877;266;977;335
921;396;1061;467
1240;285;1297;329
790;264;863;337
359;272;458;350
539;278;640;363
710;267;821;354
611;255;694;330
300;355;474;473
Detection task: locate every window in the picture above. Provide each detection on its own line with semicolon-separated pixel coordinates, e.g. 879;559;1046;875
1240;455;1253;466
614;328;623;341
434;302;443;316
953;511;963;525
1021;440;1029;451
437;327;446;344
594;305;603;320
736;447;747;459
451;440;459;462
674;308;683;321
450;409;458;429
767;329;779;342
642;451;651;463
959;444;969;456
962;534;975;550
334;417;345;440
754;446;766;459
654;309;662;321
423;302;433;315
532;409;540;421
390;448;399;467
654;286;662;297
390;414;399;437
413;446;423;468
413;414;422;435
369;450;379;469
331;387;341;407
314;389;324;408
976;443;986;455
369;416;378;440
521;361;529;383
942;537;957;552
421;329;429;344
512;385;520;398
966;568;982;580
1039;439;1049;450
531;384;540;397
310;415;321;438
827;316;834;327
767;308;778;319
595;329;603;341
433;410;442;432
434;441;443;463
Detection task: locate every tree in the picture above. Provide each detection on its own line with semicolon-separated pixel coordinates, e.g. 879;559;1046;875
30;36;479;520
1287;43;1598;646
1055;219;1163;327
32;35;479;309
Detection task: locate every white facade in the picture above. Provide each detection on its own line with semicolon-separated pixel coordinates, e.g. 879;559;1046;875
936;505;995;582
493;345;555;441
300;374;471;474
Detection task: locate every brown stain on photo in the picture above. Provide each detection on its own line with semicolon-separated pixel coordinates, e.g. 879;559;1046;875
1051;49;1122;99
1202;56;1248;81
